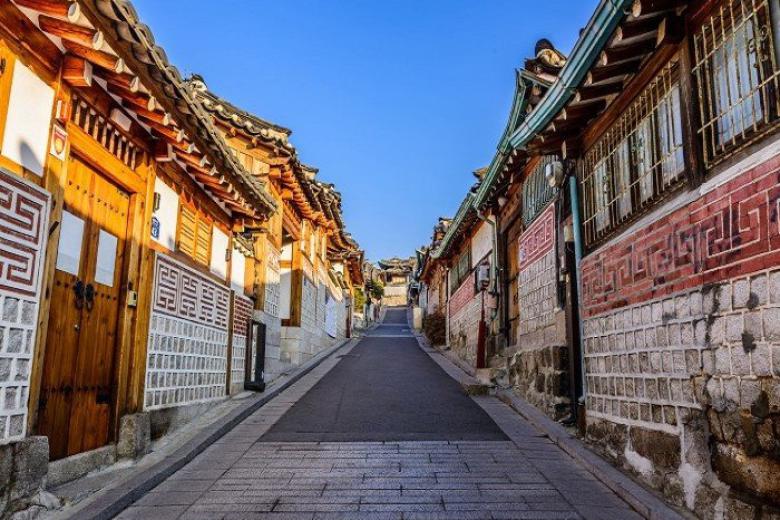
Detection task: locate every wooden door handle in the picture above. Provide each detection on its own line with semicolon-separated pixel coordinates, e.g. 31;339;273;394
73;280;85;309
84;283;95;311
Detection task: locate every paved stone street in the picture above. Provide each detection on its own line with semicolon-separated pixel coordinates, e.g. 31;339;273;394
116;308;642;520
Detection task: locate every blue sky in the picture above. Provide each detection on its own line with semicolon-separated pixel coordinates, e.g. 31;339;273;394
133;0;598;262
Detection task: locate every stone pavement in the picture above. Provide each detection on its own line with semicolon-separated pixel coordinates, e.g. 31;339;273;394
113;308;643;520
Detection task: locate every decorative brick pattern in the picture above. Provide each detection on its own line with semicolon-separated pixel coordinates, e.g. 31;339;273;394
145;254;229;410
518;249;557;338
264;243;281;318
581;154;780;318
449;287;483;369
230;294;253;391
448;276;475;317
0;171;49;444
518;202;555;271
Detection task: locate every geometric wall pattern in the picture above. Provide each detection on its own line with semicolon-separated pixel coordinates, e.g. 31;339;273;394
231;294;253;391
0;169;50;443
581;155;780;318
518;203;556;338
264;244;280;318
144;254;230;410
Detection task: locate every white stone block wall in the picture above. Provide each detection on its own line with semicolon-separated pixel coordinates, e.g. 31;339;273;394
0;170;50;444
144;254;229;410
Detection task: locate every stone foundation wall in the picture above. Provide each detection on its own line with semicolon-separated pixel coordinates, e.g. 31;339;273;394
507;203;570;419
580;152;780;516
448;278;482;370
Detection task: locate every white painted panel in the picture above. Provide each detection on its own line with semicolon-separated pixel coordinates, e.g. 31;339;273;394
325;293;337;338
279;266;292;320
94;229;118;286
56;211;84;275
151;178;179;250
470;221;493;267
230;247;246;292
1;61;54;176
210;227;229;279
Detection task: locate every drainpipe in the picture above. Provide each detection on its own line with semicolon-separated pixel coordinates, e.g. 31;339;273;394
568;175;587;407
476;209;498;369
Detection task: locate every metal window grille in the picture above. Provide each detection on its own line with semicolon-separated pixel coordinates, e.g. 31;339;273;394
522;155;557;226
71;97;140;169
579;58;686;248
693;0;780;168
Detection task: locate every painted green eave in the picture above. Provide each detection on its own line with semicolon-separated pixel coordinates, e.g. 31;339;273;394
430;192;475;259
474;0;632;209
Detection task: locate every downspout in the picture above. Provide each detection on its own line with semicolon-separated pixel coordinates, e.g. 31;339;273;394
568;176;587;407
475;209;499;297
476;209;498;369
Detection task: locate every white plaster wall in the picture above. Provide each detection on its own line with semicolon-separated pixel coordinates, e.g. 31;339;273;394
210;228;229;280
1;61;54;176
471;221;493;267
151;178;178;251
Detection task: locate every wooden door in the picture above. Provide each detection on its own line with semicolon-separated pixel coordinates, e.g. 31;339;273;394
37;156;130;459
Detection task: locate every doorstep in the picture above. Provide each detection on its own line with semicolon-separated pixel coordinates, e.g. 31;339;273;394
42;335;358;520
413;332;690;520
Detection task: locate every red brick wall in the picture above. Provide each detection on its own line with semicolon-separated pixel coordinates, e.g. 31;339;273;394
581;154;780;318
449;275;475;316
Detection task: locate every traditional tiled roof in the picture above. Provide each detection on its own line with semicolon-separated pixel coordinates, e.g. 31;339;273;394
189;77;294;153
72;0;277;215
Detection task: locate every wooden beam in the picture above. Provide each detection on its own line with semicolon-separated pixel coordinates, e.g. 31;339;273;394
37;15;104;49
631;0;682;18
616;15;662;41
174;149;209;169
600;35;657;65
62;40;125;73
657;15;684;46
145;120;182;142
62;54;92;87
98;69;141;93
574;80;624;102
587;57;643;84
561;99;607;121
132;106;169;126
106;83;156;111
13;0;81;21
154;140;173;162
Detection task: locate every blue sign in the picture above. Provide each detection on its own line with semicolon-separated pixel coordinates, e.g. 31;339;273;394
151;216;160;239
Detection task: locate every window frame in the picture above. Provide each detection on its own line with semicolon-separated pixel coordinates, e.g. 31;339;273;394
691;0;780;168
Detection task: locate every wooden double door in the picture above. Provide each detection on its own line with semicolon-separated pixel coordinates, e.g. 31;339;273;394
37;156;130;460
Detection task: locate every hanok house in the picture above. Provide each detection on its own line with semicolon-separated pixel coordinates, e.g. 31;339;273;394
189;78;364;381
464;0;780;515
416;218;451;320
0;0;303;513
421;169;497;374
376;256;415;306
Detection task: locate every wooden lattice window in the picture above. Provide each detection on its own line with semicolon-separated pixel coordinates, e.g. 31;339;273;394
71;96;140;169
449;246;472;295
693;0;780;168
522;156;558;226
177;203;212;266
579;58;686;247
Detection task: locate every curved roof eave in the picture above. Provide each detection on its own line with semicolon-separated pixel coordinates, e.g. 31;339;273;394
473;0;632;208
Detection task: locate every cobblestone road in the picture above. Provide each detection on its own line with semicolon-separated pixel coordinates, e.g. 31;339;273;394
117;309;642;520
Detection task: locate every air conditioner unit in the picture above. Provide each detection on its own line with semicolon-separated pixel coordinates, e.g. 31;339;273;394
476;264;490;291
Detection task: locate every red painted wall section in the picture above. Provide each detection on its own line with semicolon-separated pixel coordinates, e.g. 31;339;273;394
449;275;475;317
581;154;780;318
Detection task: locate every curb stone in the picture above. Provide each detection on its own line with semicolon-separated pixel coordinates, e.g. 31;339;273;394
66;336;358;520
409;317;688;520
496;390;692;520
